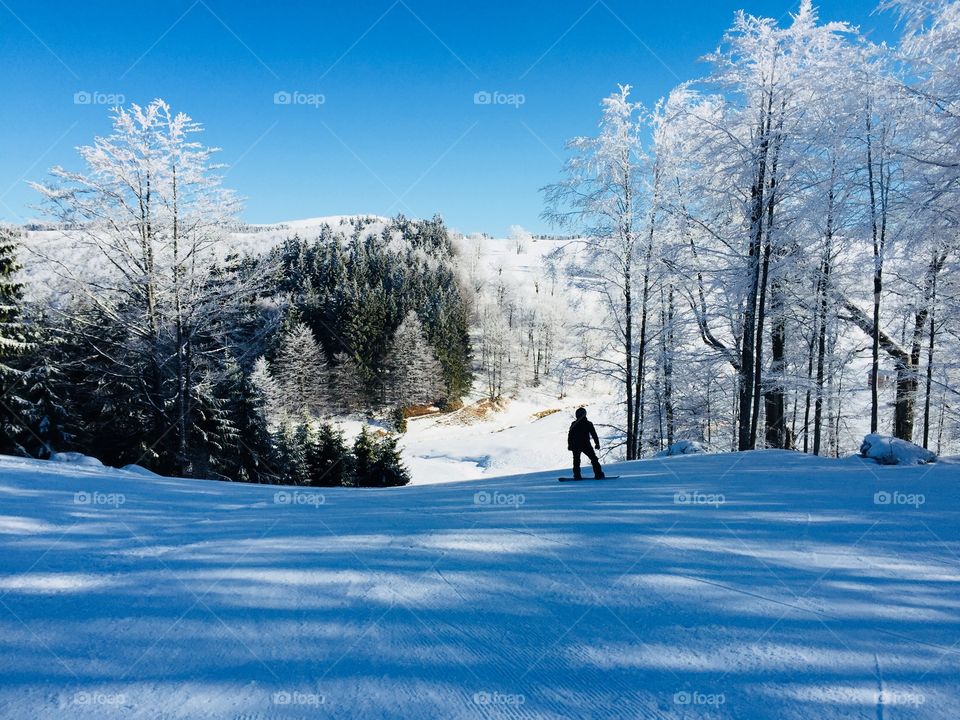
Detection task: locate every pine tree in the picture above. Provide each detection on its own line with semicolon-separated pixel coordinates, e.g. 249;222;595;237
333;352;369;414
275;422;310;486
272;322;330;417
221;359;276;483
19;323;70;458
250;356;284;425
352;425;410;487
0;226;31;454
305;422;351;487
386;310;445;407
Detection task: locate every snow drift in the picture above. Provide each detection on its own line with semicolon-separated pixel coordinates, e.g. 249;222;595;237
860;433;937;465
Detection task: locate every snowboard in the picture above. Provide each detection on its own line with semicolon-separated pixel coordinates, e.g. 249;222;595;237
558;476;618;482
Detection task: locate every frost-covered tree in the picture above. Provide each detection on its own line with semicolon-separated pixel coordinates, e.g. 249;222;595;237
333;352;369;414
0;226;32;452
386;311;445;407
272;322;330;417
250;356;283;424
509;225;532;254
31;99;253;475
543;85;650;458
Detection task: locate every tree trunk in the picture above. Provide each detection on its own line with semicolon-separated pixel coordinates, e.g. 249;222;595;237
922;266;938;449
738;104;771;451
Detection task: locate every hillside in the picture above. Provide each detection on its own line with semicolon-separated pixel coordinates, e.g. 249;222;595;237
0;451;957;718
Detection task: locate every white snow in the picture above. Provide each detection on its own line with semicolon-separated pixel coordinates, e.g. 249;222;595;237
0;450;957;718
399;390;618;484
860;434;937;465
48;452;104;467
656;439;712;457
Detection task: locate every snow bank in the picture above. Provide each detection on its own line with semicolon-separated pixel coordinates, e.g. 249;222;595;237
48;452;103;467
859;433;936;465
655;439;710;457
121;464;160;477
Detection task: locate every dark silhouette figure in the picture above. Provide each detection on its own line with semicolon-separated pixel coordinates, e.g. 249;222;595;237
567;407;604;479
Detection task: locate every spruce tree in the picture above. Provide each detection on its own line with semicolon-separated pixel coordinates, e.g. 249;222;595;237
386;310;445;408
19;323;69;458
352;425;410;487
305;422;350;487
333;352;369;414
273;322;330;418
0;226;31;453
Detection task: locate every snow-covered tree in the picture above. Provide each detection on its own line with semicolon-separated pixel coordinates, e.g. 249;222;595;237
272;322;330;417
386;311;444;407
333;352;368;414
0;226;31;452
31;99;252;475
509;225;532;254
543;85;650;458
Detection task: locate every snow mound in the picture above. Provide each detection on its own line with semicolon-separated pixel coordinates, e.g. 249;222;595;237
860;433;936;465
48;452;103;467
121;464;160;477
655;439;710;457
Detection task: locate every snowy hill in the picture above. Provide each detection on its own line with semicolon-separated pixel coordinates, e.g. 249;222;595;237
1;451;958;718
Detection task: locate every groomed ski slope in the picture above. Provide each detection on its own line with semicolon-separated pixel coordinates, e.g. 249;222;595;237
0;451;958;719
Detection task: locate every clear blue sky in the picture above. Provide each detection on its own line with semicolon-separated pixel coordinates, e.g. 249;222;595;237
0;0;892;236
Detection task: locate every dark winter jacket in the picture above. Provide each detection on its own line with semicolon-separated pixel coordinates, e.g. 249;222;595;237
567;417;599;451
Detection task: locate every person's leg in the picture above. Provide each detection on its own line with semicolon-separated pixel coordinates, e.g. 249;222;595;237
572;450;582;479
584;445;603;478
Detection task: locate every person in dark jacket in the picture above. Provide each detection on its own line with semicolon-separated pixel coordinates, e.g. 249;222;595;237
567;407;604;479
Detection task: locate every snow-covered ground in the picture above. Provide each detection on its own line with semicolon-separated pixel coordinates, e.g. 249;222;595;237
1;450;958;718
399;388;617;484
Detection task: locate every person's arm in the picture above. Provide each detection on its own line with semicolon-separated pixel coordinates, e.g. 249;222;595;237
567;425;574;451
590;422;599;448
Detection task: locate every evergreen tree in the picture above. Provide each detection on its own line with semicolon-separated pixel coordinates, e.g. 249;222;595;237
273;322;330;417
333;352;369;414
386;310;445;407
276;422;310;486
305;422;351;487
221;359;276;483
0;226;32;454
250;356;283;424
352;425;410;487
18;322;70;458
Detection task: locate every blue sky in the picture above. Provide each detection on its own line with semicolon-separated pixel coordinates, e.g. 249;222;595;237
1;0;891;236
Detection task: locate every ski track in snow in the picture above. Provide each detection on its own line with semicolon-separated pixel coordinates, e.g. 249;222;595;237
0;451;958;718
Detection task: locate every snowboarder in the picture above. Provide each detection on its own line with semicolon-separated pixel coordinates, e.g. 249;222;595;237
567;407;604;479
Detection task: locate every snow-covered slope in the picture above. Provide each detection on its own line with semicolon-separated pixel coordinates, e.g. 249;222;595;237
1;451;958;718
